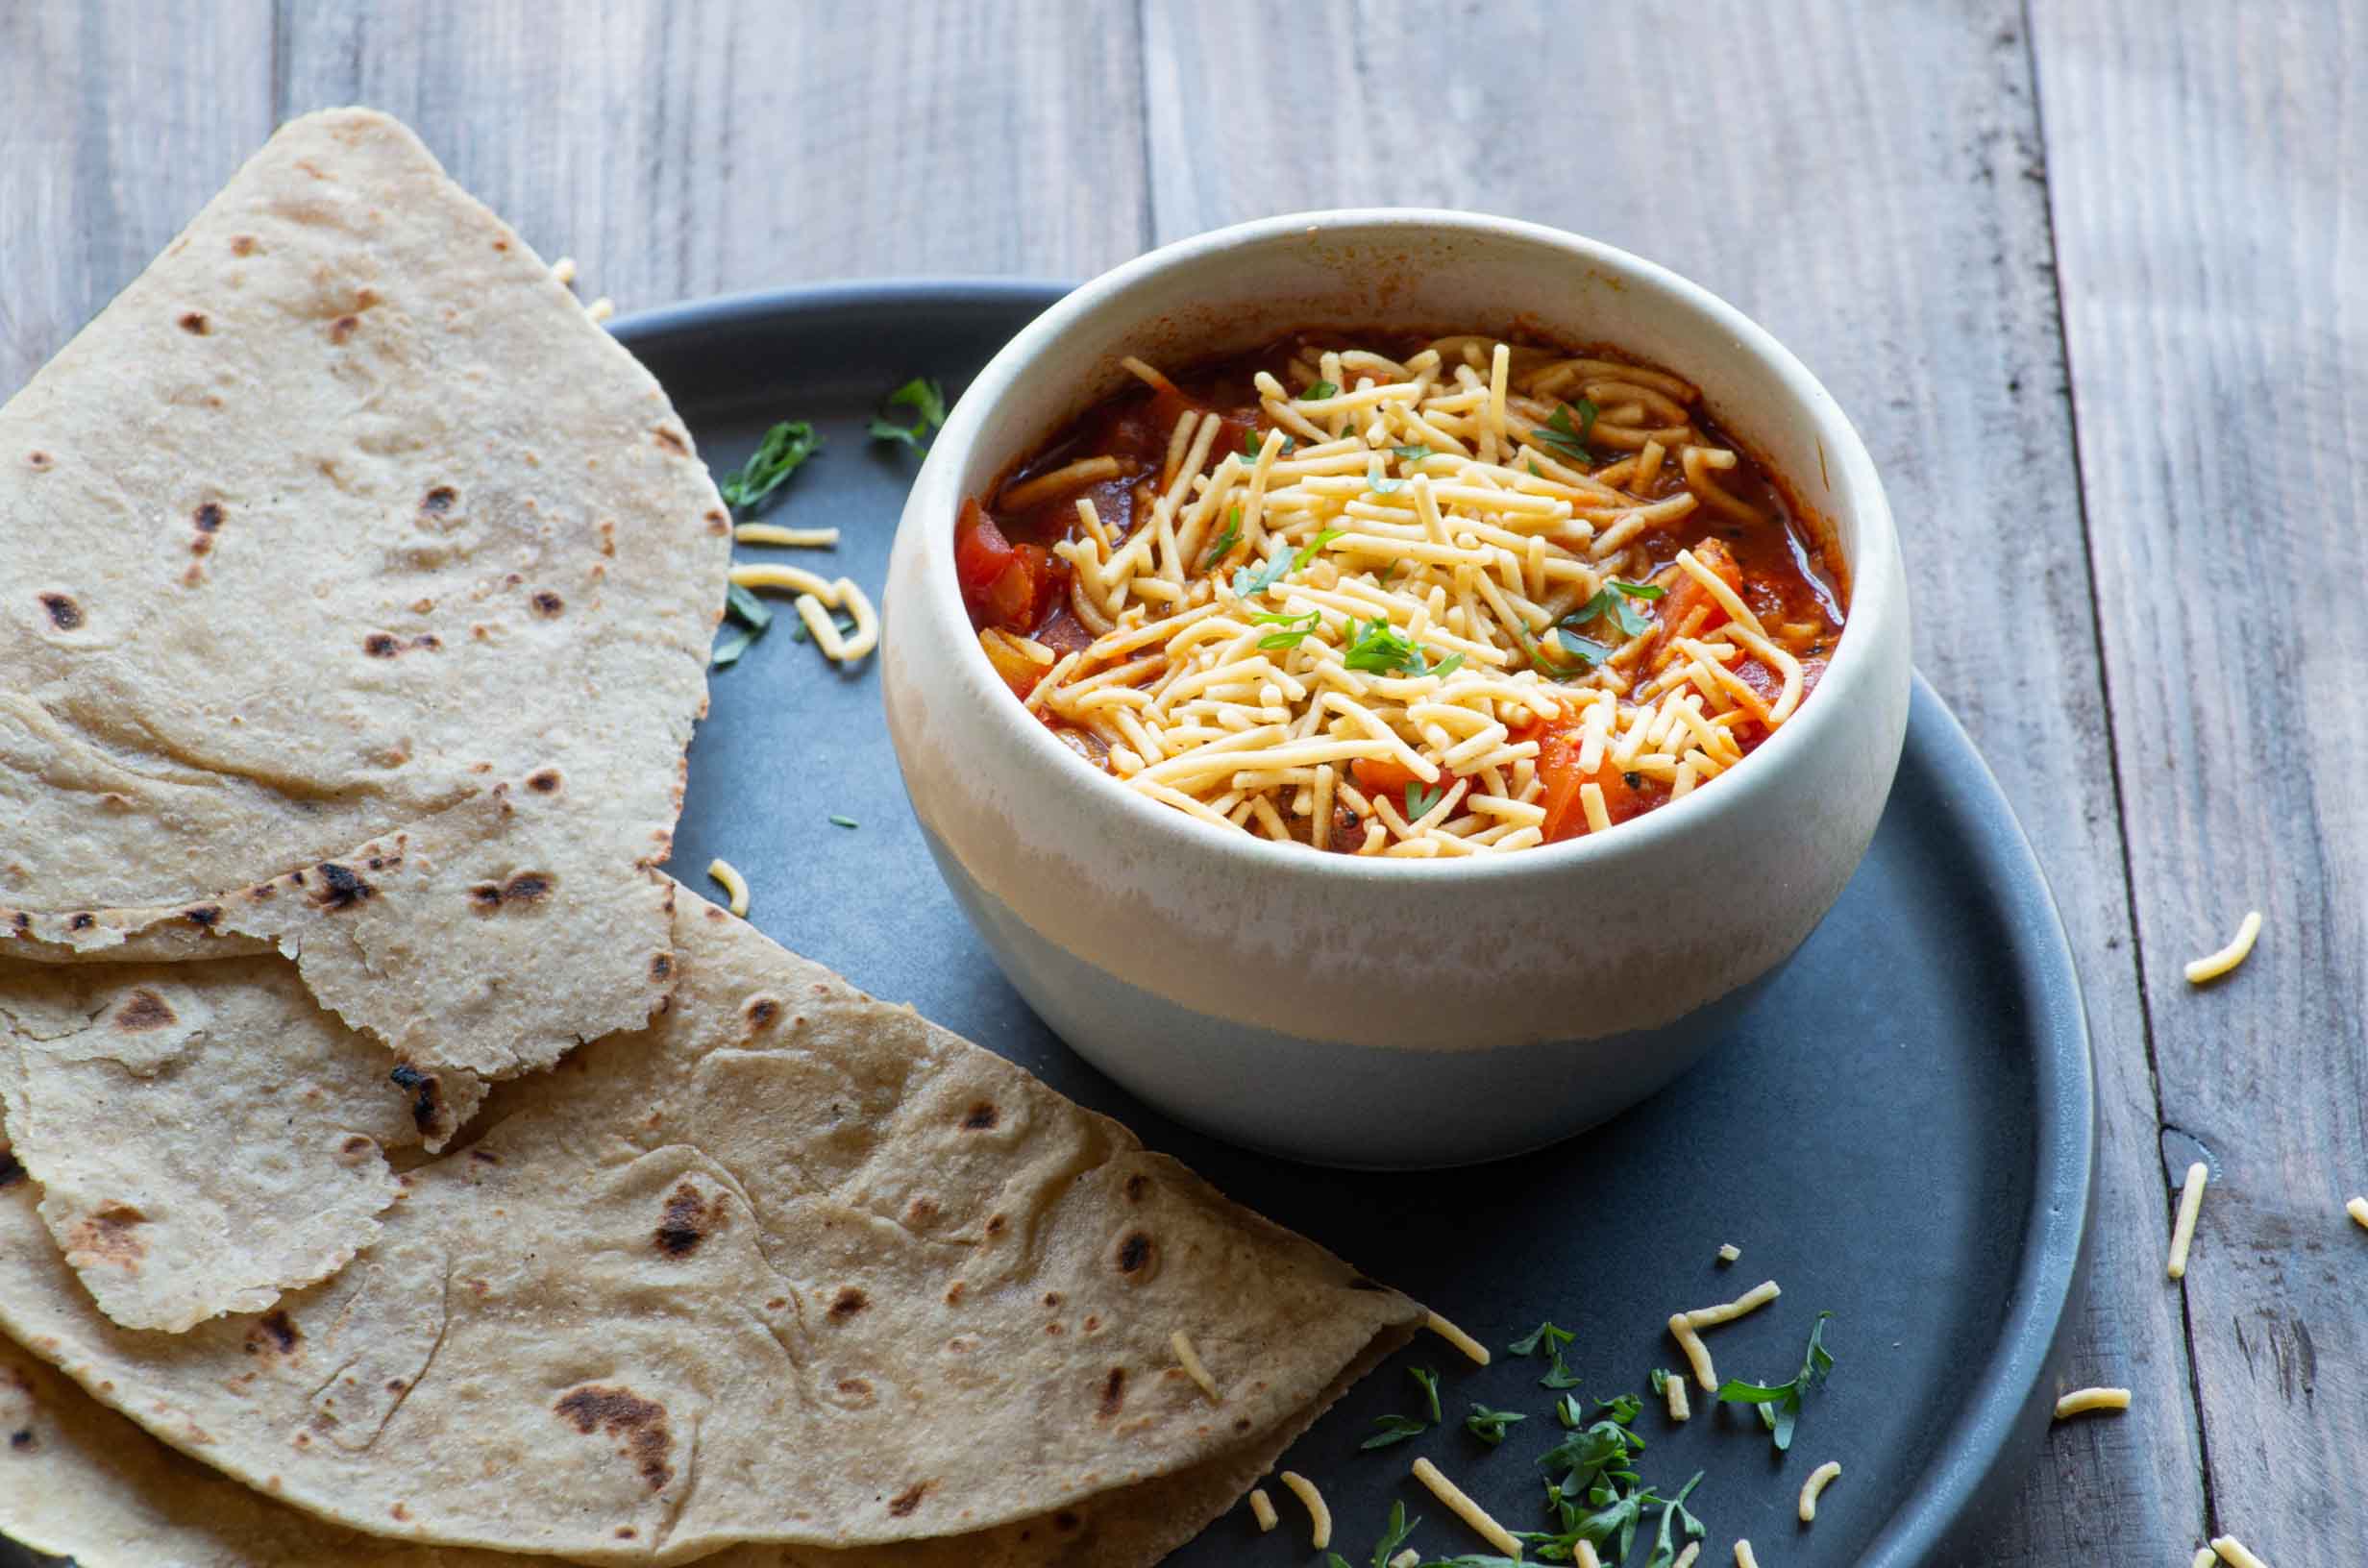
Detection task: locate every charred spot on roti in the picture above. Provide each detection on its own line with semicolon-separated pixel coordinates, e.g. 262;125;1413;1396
527;769;562;794
387;1064;442;1135
329;315;359;344
1115;1231;1157;1281
364;633;400;657
178;311;210;335
944;1281;965;1306
193;502;224;532
961;1102;999;1131
313;863;373;911
887;1481;930;1517
66;1203;148;1267
337;1135;375;1163
37;593;82;631
744;996;780;1030
530;590;564;618
615;1527;637;1540
828;1286;868;1320
905;1195;938;1225
704;507;728;535
391;1503;410;1521
26;451;52;470
650;953;674;982
1122;1173;1150;1202
8;1430;33;1452
111;989;177;1032
230;233;258;256
1098;1367;1126;1417
421;485;456;514
553;1385;673;1492
469;1148;501;1164
653;426;690;456
244;1311;301;1356
66;913;94;931
10;911;29;932
184;903;221;927
468;871;555;912
0;1151;23;1189
1054;1509;1081;1531
984;1213;1008;1238
1044;1291;1063;1309
654;1182;715;1258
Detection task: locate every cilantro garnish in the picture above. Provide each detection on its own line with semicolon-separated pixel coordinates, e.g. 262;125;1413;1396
726;581;774;631
1325;1499;1422;1568
1250;608;1321;650
1648;1368;1667;1395
1465;1404;1527;1446
1511;1322;1574;1358
827;814;858;829
1595;1392;1643;1425
1715;1311;1835;1452
1232;528;1342;600
1394;443;1434;464
1301;380;1339;401
1531;399;1600;465
1611;578;1666;600
1369;474;1405;496
1409;1365;1443;1423
867;377;947;451
1361;1412;1429;1451
1541;1352;1583;1390
1405;780;1446;822
717;420;821;516
1344;616;1454;677
1202;506;1243;571
1566;581;1662;641
709;626;752;669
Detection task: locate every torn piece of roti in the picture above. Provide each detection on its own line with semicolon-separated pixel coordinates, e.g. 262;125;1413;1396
0;107;727;1074
0;955;472;1333
0;888;1420;1562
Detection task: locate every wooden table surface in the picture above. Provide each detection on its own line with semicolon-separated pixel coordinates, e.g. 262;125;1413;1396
4;4;2359;1562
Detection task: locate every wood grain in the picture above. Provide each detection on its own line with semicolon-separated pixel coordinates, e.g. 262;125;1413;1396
2031;0;2368;1556
1145;3;2203;1561
272;0;1148;309
0;1;275;388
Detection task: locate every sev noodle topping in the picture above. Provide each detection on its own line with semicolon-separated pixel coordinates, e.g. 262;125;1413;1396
959;332;1845;853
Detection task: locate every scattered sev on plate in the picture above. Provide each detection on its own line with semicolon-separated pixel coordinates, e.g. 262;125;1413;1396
957;333;1845;856
1246;1486;1278;1532
1575;1542;1604;1568
1411;1455;1525;1557
2193;1549;2221;1568
1734;1542;1761;1568
1671;1544;1700;1568
735;521;841;549
2183;910;2262;984
1669;1278;1783;1390
2167;1160;2210;1280
1664;1370;1691;1422
1797;1458;1842;1522
705;856;751;918
729;563;881;665
2348;1195;2368;1232
2052;1385;2132;1420
1169;1330;1221;1403
2210;1535;2272;1568
1389;1552;1419;1568
1423;1308;1492;1366
1277;1470;1331;1550
1716;1241;1742;1263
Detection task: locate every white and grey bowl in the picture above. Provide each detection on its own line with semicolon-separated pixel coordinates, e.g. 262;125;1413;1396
882;209;1911;1166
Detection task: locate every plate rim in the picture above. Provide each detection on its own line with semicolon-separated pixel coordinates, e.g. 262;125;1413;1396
612;282;2100;1568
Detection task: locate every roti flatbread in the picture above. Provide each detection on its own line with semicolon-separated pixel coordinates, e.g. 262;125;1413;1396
0;108;728;1078
0;889;1418;1562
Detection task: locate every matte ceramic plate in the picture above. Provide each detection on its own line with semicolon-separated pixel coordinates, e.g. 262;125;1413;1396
5;282;2093;1568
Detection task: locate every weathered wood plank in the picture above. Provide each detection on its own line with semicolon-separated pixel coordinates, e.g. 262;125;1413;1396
2031;0;2368;1557
273;0;1148;308
1147;2;2200;1559
0;1;275;389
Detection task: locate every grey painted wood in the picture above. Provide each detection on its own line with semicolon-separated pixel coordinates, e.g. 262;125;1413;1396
273;0;1148;306
1145;3;2205;1561
2031;0;2368;1557
0;1;275;389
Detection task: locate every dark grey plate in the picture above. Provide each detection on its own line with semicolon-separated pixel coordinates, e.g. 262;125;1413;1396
4;283;2093;1568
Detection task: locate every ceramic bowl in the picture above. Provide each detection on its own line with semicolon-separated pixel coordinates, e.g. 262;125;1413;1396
881;210;1911;1166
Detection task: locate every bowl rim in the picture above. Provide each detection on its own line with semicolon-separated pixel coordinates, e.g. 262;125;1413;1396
900;207;1905;883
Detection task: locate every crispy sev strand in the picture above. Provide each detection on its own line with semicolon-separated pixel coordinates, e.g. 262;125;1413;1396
2167;1160;2209;1280
1734;1543;1760;1568
1717;1242;1742;1263
1797;1459;1841;1523
2348;1195;2368;1231
1575;1543;1603;1568
2210;1536;2270;1568
704;858;750;918
793;594;850;660
1670;1317;1716;1392
1390;1552;1420;1568
2184;910;2262;984
1277;1471;1331;1550
1170;1330;1221;1403
1672;1278;1783;1390
1424;1309;1492;1366
1673;1545;1700;1568
1410;1457;1524;1557
2193;1550;2220;1568
729;562;839;601
549;255;578;286
832;578;879;660
2053;1386;2132;1419
1665;1372;1691;1422
584;296;615;323
734;522;840;548
999;454;1123;511
1247;1487;1278;1532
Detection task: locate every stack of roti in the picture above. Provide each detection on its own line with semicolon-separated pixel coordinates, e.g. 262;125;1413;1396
0;111;1417;1565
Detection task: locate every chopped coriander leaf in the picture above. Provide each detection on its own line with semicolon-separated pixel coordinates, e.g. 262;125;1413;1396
1202;506;1243;570
1369;474;1405;495
1552;627;1614;666
1293;528;1344;571
1566;584;1656;640
1531;399;1600;464
867;377;948;451
1250;608;1321;650
1233;529;1342;600
709;626;753;669
1596;1393;1643;1426
1648;1368;1667;1395
1465;1403;1527;1445
717;420;821;516
1714;1311;1836;1452
1243;428;1264;463
827;815;859;829
1528;459;1542;477
1409;1365;1443;1423
1281;435;1298;457
1540;1350;1582;1389
1510;1322;1575;1358
1342;616;1443;676
1434;652;1465;677
725;581;775;631
1610;577;1666;600
1554;1392;1587;1429
1300;380;1339;401
1393;443;1434;463
1368;1502;1421;1568
1361;1412;1429;1450
1405;780;1446;822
